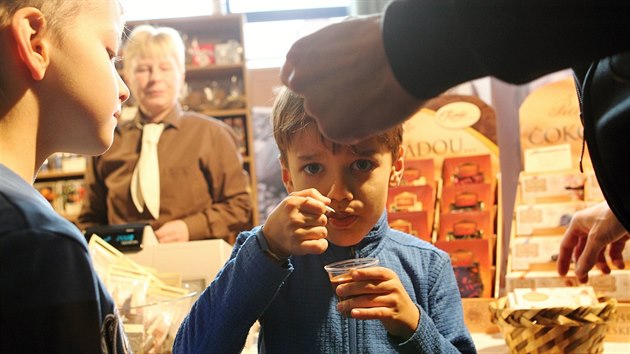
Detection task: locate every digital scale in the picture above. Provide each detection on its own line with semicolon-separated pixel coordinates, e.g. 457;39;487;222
83;223;149;252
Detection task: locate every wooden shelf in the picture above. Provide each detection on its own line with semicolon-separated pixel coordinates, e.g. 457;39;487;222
201;108;248;117
185;64;243;77
36;169;84;181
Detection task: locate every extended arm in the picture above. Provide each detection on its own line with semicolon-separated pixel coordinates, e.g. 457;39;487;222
173;231;292;353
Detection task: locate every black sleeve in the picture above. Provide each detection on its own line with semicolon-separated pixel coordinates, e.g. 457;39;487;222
382;0;630;100
1;301;102;354
0;230;104;353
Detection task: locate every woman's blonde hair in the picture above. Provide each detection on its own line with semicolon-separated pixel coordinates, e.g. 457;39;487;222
122;25;185;76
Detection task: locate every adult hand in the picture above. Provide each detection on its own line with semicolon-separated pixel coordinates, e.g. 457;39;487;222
557;202;629;283
262;188;332;258
281;15;423;144
154;219;190;243
335;266;419;340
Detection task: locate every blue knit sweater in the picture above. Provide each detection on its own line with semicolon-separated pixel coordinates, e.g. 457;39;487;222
174;212;476;353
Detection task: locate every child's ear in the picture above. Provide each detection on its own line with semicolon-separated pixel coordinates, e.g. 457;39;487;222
280;158;295;193
11;7;49;81
389;146;405;187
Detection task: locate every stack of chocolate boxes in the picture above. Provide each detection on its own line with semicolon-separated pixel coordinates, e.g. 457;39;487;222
386;153;497;299
507;77;630;318
387;158;436;243
435;154;496;299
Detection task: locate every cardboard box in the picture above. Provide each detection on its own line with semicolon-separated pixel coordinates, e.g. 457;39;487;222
441;183;495;214
461;298;499;334
436;239;493;298
518;170;585;204
514;201;586;236
401;158;436;187
442;154;493;187
505;269;630;302
387;185;435;231
127;238;232;289
437;211;493;242
388;211;432;243
584;169;605;203
510;235;563;271
606;302;630;342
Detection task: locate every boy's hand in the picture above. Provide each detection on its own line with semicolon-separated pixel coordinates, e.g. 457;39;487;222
336;267;420;340
262;189;331;258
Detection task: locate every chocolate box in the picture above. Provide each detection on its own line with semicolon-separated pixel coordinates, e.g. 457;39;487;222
436;238;493;298
437;210;493;242
387;211;432;243
441;183;495;214
518;170;585;204
514;201;587;236
442;154;493;187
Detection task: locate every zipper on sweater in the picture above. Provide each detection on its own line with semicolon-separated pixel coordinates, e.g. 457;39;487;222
348;246;357;353
349;316;357;354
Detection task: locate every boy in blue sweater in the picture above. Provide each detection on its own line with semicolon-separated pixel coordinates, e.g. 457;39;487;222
174;87;475;353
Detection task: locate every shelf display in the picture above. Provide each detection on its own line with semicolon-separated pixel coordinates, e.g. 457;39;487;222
394;94;502;334
395;95;501;311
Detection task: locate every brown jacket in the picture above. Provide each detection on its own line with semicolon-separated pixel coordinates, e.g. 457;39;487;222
78;105;253;242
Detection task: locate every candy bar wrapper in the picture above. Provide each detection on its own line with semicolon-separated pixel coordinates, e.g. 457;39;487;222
584;169;605;202
518;170;585;204
506;269;630;301
515;201;586;236
510;235;563;271
108;266;151;310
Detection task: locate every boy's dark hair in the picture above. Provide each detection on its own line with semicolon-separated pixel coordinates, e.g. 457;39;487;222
272;86;403;165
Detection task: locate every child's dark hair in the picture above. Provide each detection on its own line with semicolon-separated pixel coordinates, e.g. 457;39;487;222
272;86;403;165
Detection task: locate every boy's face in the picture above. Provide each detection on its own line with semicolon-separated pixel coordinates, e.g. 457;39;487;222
126;55;184;120
41;0;129;155
281;126;404;247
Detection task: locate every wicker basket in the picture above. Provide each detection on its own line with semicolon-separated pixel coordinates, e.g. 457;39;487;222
489;297;617;353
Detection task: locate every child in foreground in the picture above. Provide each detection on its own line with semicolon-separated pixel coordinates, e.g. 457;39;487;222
174;87;475;353
0;1;131;352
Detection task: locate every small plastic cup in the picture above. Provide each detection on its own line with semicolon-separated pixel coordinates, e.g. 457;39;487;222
324;257;379;298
